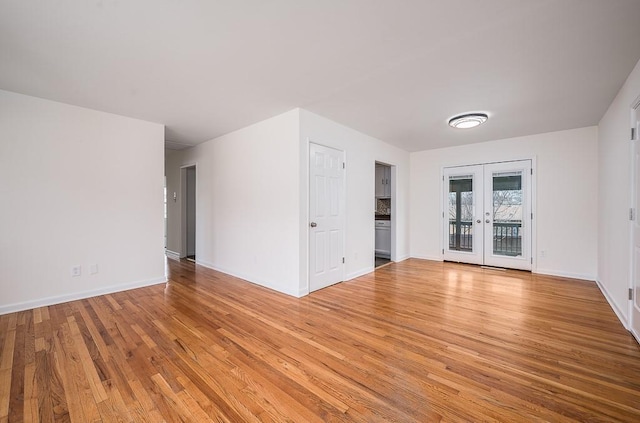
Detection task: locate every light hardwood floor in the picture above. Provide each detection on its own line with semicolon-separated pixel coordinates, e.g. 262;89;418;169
1;258;639;422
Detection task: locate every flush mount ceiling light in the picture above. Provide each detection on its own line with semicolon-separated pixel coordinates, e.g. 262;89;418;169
448;113;488;129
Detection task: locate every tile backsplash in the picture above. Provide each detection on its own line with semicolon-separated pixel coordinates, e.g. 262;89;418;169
376;198;391;215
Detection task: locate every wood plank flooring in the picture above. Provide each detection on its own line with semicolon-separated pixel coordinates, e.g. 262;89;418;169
1;258;640;422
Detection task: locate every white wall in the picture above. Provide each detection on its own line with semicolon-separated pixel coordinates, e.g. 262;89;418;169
410;126;598;280
165;149;184;258
0;90;166;314
299;109;411;293
166;109;302;296
164;108;411;297
598;58;640;326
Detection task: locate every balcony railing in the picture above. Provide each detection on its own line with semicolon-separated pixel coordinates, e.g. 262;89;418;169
449;220;522;256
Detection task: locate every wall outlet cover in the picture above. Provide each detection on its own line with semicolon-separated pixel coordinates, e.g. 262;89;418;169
71;265;81;277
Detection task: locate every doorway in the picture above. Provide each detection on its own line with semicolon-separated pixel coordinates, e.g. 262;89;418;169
630;98;640;343
309;142;345;292
443;160;532;271
181;165;196;262
375;162;392;268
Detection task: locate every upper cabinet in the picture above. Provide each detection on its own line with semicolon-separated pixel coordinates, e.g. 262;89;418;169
375;164;391;198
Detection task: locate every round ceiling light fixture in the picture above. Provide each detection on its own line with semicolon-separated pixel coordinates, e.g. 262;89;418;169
448;113;488;129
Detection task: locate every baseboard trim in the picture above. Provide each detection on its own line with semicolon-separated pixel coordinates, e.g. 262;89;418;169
196;259;301;298
534;268;596;281
0;276;168;316
410;254;444;262
345;267;375;281
595;279;629;330
165;250;181;261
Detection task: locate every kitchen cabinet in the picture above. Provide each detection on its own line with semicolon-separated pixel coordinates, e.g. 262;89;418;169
375;220;391;258
375;164;391;198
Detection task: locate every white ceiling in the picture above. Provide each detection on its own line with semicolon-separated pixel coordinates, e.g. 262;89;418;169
2;0;640;152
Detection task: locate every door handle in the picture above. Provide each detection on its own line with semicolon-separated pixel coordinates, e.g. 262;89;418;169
476;219;481;224
485;219;491;223
310;222;317;227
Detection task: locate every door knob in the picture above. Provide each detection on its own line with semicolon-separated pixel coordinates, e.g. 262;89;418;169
476;219;481;224
310;222;317;227
485;219;490;223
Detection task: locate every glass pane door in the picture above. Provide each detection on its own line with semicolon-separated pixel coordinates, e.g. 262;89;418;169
443;165;483;265
443;161;532;270
483;161;531;270
448;175;474;252
491;171;523;257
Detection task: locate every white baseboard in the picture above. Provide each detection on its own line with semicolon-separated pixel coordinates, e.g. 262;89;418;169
196;259;302;298
534;268;596;281
165;250;181;261
345;266;375;281
393;255;410;263
410;254;444;262
595;279;629;330
0;276;167;316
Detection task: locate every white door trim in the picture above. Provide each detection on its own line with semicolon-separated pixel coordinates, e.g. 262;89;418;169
180;163;197;260
629;95;640;343
374;161;397;263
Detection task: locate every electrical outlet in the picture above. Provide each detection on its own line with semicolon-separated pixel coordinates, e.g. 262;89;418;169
540;250;546;258
71;265;81;277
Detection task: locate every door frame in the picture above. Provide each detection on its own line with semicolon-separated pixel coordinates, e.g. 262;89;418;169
629;94;640;343
180;163;197;260
374;161;396;264
308;141;346;292
441;157;537;271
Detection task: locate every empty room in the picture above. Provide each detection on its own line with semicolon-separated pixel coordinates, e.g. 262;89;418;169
2;1;640;421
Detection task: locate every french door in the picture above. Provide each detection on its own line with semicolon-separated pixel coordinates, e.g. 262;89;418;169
443;160;532;271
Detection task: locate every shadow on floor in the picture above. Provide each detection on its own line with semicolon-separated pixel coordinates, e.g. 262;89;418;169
375;257;390;268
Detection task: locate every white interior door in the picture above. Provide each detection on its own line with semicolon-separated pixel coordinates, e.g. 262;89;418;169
309;143;345;292
631;104;640;343
443;165;484;264
443;160;532;271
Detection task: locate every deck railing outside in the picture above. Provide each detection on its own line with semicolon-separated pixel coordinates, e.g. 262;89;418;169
449;220;522;256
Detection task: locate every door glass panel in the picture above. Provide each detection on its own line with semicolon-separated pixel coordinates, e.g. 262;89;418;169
492;171;523;257
448;175;474;252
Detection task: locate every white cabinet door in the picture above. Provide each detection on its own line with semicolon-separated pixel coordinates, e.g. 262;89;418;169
375;165;386;197
375;165;391;198
383;167;391;197
375;221;391;257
